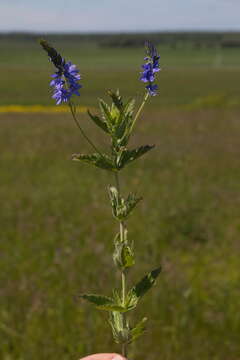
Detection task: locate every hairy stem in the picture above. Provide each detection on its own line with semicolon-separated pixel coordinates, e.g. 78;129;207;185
120;222;126;306
115;172;128;358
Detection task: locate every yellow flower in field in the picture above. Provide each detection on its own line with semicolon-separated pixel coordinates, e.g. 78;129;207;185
0;105;88;114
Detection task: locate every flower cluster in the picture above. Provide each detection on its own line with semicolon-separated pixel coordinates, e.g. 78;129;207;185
140;41;160;96
40;40;82;105
50;62;82;105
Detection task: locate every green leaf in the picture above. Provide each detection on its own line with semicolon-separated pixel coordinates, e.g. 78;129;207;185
122;245;135;268
114;113;132;146
79;294;124;312
72;153;116;171
108;186;142;220
99;99;114;127
109;312;130;344
129;317;147;344
126;267;161;309
108;186;121;218
116;145;155;169
132;267;161;298
123;98;135;117
113;232;135;270
80;294;113;306
112;99;135;149
112;288;122;305
125;192;142;217
91;92;137;150
109;312;121;343
87;110;109;133
113;233;123;269
107;90;124;111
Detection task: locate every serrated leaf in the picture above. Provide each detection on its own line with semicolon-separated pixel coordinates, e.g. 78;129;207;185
113;235;123;269
80;294;113;306
87;110;109;133
132;267;161;298
79;294;125;312
111;105;120;124
117;98;135;135
113;235;135;270
124;98;135;116
122;245;135;268
125;193;142;216
99;99;114;126
112;289;122;305
109;311;130;344
109;312;121;343
108;186;142;220
126;267;161;309
72;153;116;171
114;114;132;146
91;92;137;150
129;317;147;344
116;145;155;169
101;305;126;311
108;186;121;218
107;90;124;111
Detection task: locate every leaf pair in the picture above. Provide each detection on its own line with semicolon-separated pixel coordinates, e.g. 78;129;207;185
109;311;147;345
115;145;155;169
88;110;109;134
113;232;135;271
108;186;142;221
79;294;125;312
125;267;161;309
72;142;154;172
88;90;136;150
79;267;161;312
72;153;115;171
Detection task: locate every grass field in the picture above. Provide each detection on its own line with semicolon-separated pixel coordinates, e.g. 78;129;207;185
1;39;240;108
1;38;240;360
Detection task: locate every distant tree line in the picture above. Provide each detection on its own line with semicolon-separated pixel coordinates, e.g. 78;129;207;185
1;32;240;48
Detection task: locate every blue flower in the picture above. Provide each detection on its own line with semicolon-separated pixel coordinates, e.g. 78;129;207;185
140;41;160;96
52;82;70;105
64;62;81;82
40;40;82;105
50;61;82;105
146;83;158;97
140;63;155;83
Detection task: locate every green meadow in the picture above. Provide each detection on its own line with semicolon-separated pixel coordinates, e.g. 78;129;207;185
1;37;240;359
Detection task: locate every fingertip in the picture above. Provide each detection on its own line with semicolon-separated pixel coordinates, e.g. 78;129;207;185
112;355;126;360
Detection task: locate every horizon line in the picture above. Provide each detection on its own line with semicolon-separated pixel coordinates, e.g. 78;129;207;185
1;29;240;35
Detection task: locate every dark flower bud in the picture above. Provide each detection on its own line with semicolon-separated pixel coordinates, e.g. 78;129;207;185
40;39;65;70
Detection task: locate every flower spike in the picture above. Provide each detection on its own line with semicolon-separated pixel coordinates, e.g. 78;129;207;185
140;41;160;96
40;39;82;105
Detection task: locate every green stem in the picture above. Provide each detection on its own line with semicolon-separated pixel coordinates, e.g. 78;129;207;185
122;342;127;358
68;101;103;157
120;222;126;306
121;269;126;305
129;91;149;134
114;172;128;358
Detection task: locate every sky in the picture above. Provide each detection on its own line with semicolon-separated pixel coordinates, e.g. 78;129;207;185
0;0;238;33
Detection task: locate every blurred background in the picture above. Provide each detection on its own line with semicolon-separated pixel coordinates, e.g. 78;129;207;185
1;1;240;359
